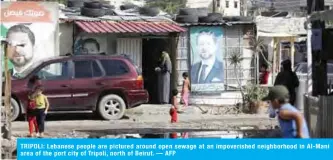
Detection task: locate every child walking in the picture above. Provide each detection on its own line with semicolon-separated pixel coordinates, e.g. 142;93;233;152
181;72;190;109
34;85;49;137
27;90;38;137
263;85;310;138
26;75;42;137
169;89;188;139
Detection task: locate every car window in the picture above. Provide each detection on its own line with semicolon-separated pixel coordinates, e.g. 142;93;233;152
100;60;129;76
327;64;333;74
92;61;103;77
74;60;102;78
37;61;69;80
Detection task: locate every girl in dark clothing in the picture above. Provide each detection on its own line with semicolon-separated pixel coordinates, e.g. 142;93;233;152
274;60;300;105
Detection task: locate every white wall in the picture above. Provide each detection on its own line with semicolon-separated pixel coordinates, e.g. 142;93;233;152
221;0;240;16
104;0;146;7
59;23;73;55
186;0;241;16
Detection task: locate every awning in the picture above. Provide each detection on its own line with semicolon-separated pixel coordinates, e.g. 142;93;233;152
75;21;186;33
310;9;333;21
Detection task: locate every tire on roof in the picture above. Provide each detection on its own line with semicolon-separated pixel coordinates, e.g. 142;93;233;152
139;7;160;17
81;7;106;17
67;0;85;8
199;13;223;23
102;4;115;9
99;1;111;5
196;7;209;17
178;8;197;15
104;8;115;15
120;4;138;10
175;15;199;23
223;16;240;21
84;1;103;9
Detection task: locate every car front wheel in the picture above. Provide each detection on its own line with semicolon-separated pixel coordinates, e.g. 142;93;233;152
98;94;126;120
1;98;20;122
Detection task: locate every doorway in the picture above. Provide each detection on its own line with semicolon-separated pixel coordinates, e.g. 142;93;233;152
142;38;169;104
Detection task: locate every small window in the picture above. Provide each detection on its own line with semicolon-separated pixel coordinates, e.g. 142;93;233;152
37;61;69;80
234;1;238;8
216;0;220;7
100;60;129;76
226;1;229;8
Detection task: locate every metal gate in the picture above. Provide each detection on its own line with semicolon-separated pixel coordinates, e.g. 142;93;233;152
304;95;333;138
117;38;142;69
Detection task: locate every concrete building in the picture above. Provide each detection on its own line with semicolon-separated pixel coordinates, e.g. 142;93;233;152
186;0;242;16
104;0;146;7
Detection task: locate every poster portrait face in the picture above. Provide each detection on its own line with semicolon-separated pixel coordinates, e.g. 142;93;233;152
74;36;106;55
190;27;225;92
197;31;217;61
81;38;100;54
6;24;35;68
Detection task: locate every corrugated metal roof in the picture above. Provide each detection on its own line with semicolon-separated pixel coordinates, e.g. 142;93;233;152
179;21;254;27
75;21;186;33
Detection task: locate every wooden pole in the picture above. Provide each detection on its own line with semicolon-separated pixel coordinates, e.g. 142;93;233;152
290;37;295;71
4;43;12;140
2;42;13;159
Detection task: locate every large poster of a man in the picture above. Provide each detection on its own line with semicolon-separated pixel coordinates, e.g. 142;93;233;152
190;27;224;92
74;35;107;55
1;2;59;75
5;24;35;75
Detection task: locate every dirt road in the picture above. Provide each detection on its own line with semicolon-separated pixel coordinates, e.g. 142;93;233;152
11;105;278;136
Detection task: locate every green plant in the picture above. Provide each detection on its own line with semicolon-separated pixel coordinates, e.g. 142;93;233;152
229;51;245;106
249;37;272;67
244;84;269;104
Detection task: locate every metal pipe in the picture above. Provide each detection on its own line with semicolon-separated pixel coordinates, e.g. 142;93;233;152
306;19;313;94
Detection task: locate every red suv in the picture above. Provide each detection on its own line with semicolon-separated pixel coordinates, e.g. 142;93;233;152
9;55;149;121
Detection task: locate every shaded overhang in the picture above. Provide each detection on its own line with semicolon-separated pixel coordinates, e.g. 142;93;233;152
74;20;186;33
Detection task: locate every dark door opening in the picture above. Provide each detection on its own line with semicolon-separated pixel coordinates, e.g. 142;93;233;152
142;38;169;104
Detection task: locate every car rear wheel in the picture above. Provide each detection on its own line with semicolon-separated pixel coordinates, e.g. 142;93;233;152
98;94;126;120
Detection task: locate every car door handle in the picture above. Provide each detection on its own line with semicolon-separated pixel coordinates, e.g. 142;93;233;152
96;82;106;86
61;84;70;88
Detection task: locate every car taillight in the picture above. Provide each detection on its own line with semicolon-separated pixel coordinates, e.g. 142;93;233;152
136;75;144;89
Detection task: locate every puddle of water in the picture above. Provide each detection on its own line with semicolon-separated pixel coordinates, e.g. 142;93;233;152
141;130;281;139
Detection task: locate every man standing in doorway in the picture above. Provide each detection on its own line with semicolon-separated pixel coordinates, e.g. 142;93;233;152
191;30;224;84
5;24;35;76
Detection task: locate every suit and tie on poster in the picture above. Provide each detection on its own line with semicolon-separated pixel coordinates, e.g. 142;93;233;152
190;27;224;92
1;1;59;77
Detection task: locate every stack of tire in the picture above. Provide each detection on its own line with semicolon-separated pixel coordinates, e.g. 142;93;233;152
120;3;138;11
175;8;224;23
222;16;253;22
119;4;160;17
139;7;160;17
75;1;115;17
